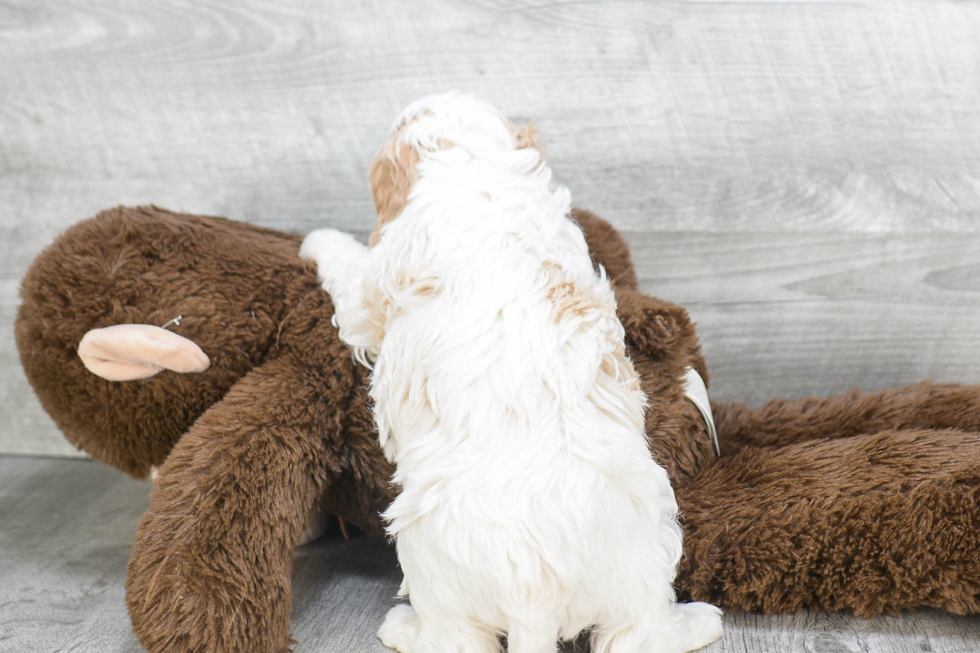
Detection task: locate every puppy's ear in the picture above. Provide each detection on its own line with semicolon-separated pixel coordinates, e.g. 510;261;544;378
368;140;419;246
514;122;542;154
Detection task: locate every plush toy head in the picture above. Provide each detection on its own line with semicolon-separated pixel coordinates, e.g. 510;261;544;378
15;207;320;478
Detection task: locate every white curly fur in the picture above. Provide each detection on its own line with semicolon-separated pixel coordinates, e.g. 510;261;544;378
301;92;723;653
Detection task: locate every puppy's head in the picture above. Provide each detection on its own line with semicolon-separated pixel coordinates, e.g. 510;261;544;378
368;91;541;246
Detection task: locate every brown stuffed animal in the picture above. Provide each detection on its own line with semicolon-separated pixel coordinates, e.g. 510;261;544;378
15;205;980;653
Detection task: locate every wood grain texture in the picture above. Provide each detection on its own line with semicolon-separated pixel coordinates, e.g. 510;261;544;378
2;456;978;652
630;231;980;405
2;0;980;455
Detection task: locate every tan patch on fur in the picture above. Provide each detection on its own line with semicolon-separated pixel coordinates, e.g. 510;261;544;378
369;116;541;247
514;122;543;156
391;270;441;299
542;260;607;323
369;108;461;247
541;259;642;427
366;272;441;333
550;282;596;321
362;278;390;343
411;279;440;298
369;138;420;247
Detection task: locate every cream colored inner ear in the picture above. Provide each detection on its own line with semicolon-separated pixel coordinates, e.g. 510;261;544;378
78;324;210;382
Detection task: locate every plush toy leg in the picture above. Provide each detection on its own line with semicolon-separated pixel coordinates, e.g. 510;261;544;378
713;381;980;454
675;428;980;616
151;464;327;547
125;352;350;653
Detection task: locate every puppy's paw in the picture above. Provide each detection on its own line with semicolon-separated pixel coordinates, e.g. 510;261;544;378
300;229;368;283
300;227;362;259
675;601;723;652
378;604;420;653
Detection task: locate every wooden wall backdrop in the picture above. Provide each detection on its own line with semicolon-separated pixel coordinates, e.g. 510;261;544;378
3;0;980;457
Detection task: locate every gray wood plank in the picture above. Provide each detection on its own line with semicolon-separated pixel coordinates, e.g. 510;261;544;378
1;0;979;235
629;231;980;405
0;457;148;652
0;285;80;459
2;456;979;652
3;0;980;456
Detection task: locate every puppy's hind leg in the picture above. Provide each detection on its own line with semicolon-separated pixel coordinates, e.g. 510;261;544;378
378;604;420;653
590;602;723;653
673;602;723;652
378;603;502;653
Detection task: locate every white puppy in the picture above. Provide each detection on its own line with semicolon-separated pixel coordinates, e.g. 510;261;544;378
300;92;723;653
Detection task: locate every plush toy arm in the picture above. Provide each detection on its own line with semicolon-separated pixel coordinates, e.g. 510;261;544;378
712;380;980;454
676;428;980;616
125;351;348;653
570;208;709;374
300;229;380;365
572;207;639;291
613;288;710;384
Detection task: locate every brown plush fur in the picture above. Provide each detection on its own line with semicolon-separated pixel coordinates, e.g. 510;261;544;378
16;206;980;652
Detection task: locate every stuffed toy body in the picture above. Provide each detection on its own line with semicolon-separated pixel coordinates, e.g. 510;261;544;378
16;205;980;653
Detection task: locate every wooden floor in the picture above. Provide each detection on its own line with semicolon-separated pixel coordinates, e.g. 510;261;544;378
1;456;978;652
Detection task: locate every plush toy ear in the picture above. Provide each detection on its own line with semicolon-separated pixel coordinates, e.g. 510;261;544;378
78;324;210;381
